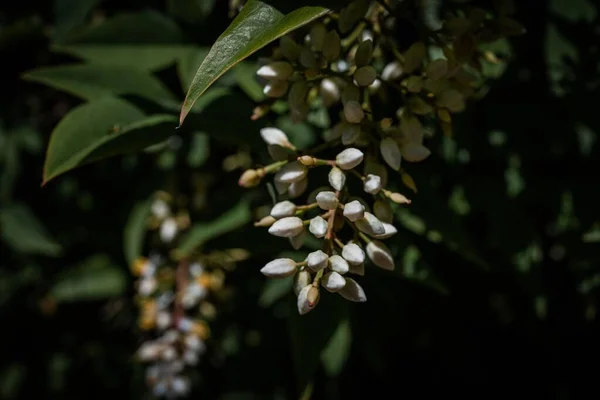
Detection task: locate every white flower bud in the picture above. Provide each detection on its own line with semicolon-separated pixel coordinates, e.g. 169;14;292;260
320;78;340;107
309;216;328;238
363;174;382;194
322;30;341;61
336;148;364;170
288;80;308;108
343;101;364;123
261;258;298;277
263;80;288;98
290;230;306;250
355;212;385;236
373;222;397;239
137;342;161;361
342;243;365;265
260;127;292;148
328;167;346;191
160;218;178;243
299;47;317;68
365;157;388;187
401;143;431;162
373;200;393;223
268;216;304;237
280;36;299;61
256;61;293;80
355;39;373;67
156;311;171;330
366;240;395;270
341;123;360;145
381;61;403;81
288;177;308;198
341;84;360;104
354;66;377;87
274;161;307;184
270;200;296;219
307;250;328;271
297;285;313;315
328;255;349;274
294;270;312;295
274;180;289;195
343;200;365;222
380;137;402;171
310;22;326;51
338;277;367;302
316;191;339;210
322;271;347;292
426;58;449;80
349;262;365;276
151;198;170;219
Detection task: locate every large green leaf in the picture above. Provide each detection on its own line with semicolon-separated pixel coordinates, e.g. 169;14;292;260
0;204;62;257
123;198;152;266
179;0;335;124
53;0;100;42
23;64;178;107
51;254;126;303
175;200;252;257
321;318;352;377
52;44;195;71
42;97;178;184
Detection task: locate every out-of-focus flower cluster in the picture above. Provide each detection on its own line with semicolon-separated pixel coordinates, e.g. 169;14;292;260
132;192;246;398
239;0;523;314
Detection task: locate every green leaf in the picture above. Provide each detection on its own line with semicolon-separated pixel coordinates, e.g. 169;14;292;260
321;318;352;377
259;276;293;308
23;64;178;107
52;44;195;71
177;48;210;92
175;200;252;257
65;10;183;44
187;132;210;167
53;0;100;43
42;97;178;184
123;198;152;266
0;204;62;257
51;254;126;303
179;0;335;124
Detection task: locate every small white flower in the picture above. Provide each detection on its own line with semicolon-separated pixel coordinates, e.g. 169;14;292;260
260;127;292;148
183;350;200;366
189;262;204;277
373;200;394;223
328;255;349;274
401;143;431;162
307;250;328;271
355;212;385;236
354;66;377;86
274;161;307;184
289;230;306;250
366;240;395;270
268;216;304;237
322;30;341;61
322;271;347;292
263;80;289;98
336;148;364;170
328;167;346;191
171;376;191;396
320;78;340;107
338;277;367;302
355;39;373;67
349;262;365;276
316;191;339;210
297;284;314;315
381;61;403;81
159;217;178;243
293;270;312;295
342;243;365;265
309;216;328;238
261;258;298;277
380;137;402;171
341;123;361;145
363;174;382;194
288;177;308;198
256;61;293;80
137;342;161;361
343;100;364;123
151;198;170;219
161;346;177;362
270;200;296;218
373;222;398;239
343;200;365;222
138;277;157;296
156;311;171;330
184;334;206;353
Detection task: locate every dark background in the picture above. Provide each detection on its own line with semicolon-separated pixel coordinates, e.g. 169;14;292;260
1;0;600;399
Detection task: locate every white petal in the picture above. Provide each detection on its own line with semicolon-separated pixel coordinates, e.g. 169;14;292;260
322;271;347;292
261;258;297;277
294;270;312;295
288;177;308;198
316;191;339;210
366;240;395;270
363;174;382;194
270;200;296;218
338;277;367;302
373;222;398;239
309;216;328;238
256;61;293;80
355;212;385;236
328;167;346;191
343;200;365;222
336;148;364;170
297;285;313;315
260;127;291;147
268;216;304;237
274;161;307;184
307;250;328;271
328;255;349;274
342;243;365;265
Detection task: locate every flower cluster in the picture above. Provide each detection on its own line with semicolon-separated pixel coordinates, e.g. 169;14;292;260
131;193;234;398
239;0;523;314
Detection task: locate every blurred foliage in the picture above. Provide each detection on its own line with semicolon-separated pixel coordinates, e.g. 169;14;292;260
1;0;600;399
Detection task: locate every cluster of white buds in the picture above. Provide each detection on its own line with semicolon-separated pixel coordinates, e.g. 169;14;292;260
240;0;523;314
132;193;229;397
